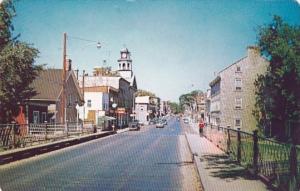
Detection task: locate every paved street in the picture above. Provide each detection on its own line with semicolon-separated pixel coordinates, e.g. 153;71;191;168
0;117;201;191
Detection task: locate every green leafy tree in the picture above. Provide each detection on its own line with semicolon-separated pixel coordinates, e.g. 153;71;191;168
169;102;182;114
0;0;15;50
0;0;42;123
254;16;300;142
135;89;156;97
179;90;203;111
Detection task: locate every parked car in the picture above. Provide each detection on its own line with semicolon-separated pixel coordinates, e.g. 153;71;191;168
156;121;164;128
162;119;167;125
149;118;157;125
129;120;140;131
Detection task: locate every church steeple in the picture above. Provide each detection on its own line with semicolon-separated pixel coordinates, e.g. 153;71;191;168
118;48;132;71
117;47;137;90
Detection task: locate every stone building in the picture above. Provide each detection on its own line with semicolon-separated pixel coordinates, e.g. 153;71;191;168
209;46;269;131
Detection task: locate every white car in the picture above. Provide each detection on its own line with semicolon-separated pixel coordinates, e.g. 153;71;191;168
183;118;189;124
156;121;164;128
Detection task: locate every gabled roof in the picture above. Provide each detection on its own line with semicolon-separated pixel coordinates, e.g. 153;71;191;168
30;69;83;102
31;69;62;101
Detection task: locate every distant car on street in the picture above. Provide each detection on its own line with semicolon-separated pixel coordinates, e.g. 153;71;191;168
162;119;167;126
156;121;164;128
129;120;140;131
149;118;157;125
183;118;189;124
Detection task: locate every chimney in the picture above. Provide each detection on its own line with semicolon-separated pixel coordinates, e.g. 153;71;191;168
247;46;260;58
66;59;72;71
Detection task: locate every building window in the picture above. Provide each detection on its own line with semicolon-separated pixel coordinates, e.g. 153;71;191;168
211;81;221;96
33;111;39;124
235;78;242;91
87;100;91;107
236;66;241;72
123;63;125;69
68;95;72;107
42;112;47;123
216;118;220;125
235;98;242;109
127;63;130;69
235;119;242;127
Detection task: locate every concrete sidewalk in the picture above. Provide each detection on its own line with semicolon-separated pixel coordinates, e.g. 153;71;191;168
185;133;271;191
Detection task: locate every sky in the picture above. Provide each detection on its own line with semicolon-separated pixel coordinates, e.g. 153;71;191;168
12;0;300;102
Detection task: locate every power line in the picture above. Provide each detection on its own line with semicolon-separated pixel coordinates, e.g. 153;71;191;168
68;35;99;43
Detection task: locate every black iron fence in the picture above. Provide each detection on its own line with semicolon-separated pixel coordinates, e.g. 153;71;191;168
0;121;97;150
204;124;299;191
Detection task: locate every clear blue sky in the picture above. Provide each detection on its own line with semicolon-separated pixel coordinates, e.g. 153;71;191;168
13;0;300;102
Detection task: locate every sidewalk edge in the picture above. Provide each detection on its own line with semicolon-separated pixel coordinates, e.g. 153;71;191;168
184;133;205;191
0;131;114;165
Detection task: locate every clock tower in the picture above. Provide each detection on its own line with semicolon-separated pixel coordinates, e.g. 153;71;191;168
118;48;133;79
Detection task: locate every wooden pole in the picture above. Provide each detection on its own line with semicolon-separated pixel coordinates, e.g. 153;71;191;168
82;70;85;125
61;32;67;124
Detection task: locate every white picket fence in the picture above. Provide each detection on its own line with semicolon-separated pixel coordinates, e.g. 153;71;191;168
28;122;94;139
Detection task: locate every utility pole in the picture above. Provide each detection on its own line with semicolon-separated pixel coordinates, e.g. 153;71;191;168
75;69;79;80
82;69;85;125
61;32;67;124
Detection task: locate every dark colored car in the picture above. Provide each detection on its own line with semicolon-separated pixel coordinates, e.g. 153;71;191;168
149;118;157;125
129;120;140;131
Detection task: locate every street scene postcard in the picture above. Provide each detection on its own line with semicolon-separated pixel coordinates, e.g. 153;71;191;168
0;0;300;190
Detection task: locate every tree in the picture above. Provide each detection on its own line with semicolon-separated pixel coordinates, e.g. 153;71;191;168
254;16;300;142
0;0;15;50
135;89;156;97
169;102;182;114
179;90;203;111
0;0;42;123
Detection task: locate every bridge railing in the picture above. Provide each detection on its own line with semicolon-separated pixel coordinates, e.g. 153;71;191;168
203;124;299;191
0;121;98;150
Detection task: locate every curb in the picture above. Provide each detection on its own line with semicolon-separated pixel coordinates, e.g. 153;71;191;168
116;128;130;134
0;131;114;165
184;133;205;191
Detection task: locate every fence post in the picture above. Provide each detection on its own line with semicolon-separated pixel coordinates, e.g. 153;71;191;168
45;123;48;141
93;124;97;133
237;127;241;164
253;130;259;175
66;121;69;137
12;122;16;148
227;125;231;154
289;144;297;191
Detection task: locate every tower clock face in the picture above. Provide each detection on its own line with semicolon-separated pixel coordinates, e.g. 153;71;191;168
121;53;127;58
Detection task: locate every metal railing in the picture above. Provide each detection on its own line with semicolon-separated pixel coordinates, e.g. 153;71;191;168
204;124;299;191
0;121;98;150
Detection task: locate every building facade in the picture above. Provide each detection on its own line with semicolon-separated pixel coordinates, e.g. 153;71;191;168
135;96;160;124
25;68;84;124
209;46;269;131
78;48;137;128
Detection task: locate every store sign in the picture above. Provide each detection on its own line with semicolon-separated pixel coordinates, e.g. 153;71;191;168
116;108;126;114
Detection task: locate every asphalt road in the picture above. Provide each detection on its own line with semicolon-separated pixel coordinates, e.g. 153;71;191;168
0;117;201;191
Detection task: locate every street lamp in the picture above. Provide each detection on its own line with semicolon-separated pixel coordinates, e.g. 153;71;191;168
112;103;118;131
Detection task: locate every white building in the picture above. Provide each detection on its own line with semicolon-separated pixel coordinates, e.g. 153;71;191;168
135;96;160;124
77;48;137;128
135;96;151;124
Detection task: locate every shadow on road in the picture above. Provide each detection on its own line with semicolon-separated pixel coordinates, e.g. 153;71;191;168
200;154;257;181
156;161;194;167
